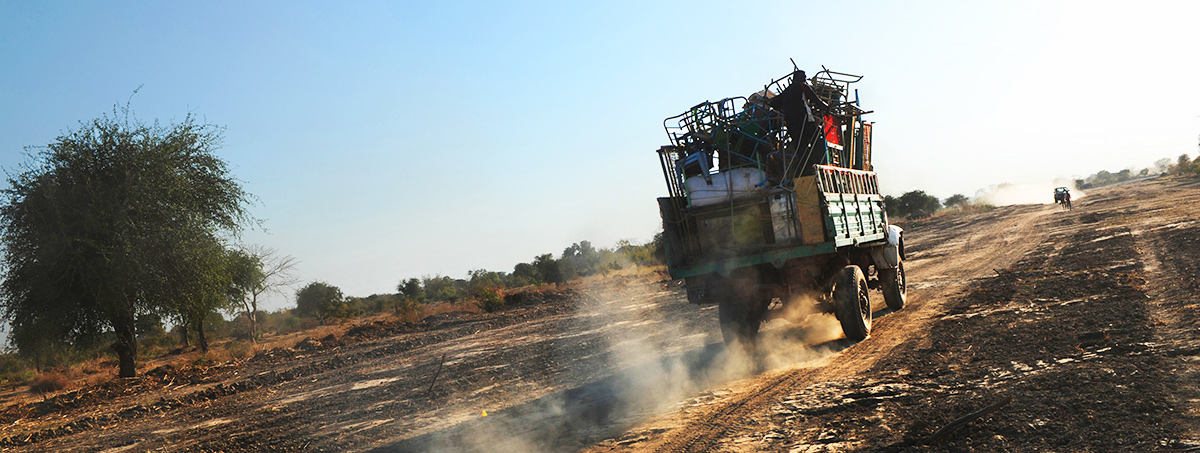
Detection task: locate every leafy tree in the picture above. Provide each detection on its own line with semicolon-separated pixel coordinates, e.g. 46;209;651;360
1154;157;1173;173
616;238;657;267
562;241;601;276
650;232;666;264
167;233;235;353
1175;154;1200;176
475;287;505;313
896;190;942;218
467;269;505;295
227;245;297;343
534;253;565;285
510;262;540;286
944;194;969;208
883;195;899;217
295;281;344;325
0;109;250;377
339;296;367;318
1093;170;1116;186
422;275;463;302
397;278;424;301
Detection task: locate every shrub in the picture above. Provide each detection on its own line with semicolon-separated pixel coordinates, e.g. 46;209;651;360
192;354;214;366
30;371;70;393
475;287;505;313
395;298;425;323
226;340;255;360
0;354;34;386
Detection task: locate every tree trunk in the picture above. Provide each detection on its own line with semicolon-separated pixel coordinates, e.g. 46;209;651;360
249;293;259;344
194;315;209;353
179;322;191;348
114;329;137;377
249;311;258;344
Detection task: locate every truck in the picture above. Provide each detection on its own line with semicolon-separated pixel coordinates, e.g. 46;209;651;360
1054;187;1072;210
655;66;906;347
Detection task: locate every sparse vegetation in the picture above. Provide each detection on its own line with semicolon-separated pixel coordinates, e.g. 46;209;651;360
30;371;70;393
225;340;255;361
0;140;661;384
1074;153;1200;190
474;287;505;313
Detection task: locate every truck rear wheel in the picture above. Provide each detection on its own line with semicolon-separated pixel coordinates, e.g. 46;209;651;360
834;265;872;342
718;296;766;350
880;261;906;310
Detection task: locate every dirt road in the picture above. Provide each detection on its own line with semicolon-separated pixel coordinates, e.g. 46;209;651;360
1;177;1197;451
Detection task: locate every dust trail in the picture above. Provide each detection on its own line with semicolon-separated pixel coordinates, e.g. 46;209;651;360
376;277;847;452
974;178;1085;206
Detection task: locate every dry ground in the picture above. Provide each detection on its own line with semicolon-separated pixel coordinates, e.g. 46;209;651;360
0;177;1197;452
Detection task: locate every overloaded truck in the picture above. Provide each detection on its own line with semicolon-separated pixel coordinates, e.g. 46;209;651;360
655;66;906;347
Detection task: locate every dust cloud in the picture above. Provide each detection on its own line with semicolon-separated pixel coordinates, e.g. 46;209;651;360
390;278;847;452
974;178;1085;206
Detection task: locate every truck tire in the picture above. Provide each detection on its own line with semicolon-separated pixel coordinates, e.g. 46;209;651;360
880;261;906;310
834;265;872;342
718;296;765;349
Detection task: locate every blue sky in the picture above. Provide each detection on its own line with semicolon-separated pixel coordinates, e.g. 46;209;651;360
3;1;1199;310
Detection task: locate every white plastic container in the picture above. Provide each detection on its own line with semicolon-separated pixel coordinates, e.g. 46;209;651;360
685;168;766;208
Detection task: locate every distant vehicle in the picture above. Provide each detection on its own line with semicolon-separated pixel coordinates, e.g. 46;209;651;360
655;66;905;347
1054;187;1072;210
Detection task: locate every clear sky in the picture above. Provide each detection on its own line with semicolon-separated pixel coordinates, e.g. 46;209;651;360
3;1;1198;311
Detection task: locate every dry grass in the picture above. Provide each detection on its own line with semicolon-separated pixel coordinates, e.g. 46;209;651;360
423;300;482;317
4;267;669;407
225;340;255;360
30;371;70;393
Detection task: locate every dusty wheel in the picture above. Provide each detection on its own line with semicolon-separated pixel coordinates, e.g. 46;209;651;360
880;261;907;310
718;296;766;349
834;265;872;342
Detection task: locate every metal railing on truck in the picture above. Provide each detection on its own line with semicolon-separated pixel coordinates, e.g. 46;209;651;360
813;164;887;247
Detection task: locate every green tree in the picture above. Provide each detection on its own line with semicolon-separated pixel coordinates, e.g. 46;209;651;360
467;269;506;296
534;253;565;285
295;281;344;325
944;194;969;208
167;233;235;353
422;275;462;302
0;109;250;377
883;195;899;217
650;232;666;264
896;190;942;217
510;262;540;286
1175;154;1198;176
397;278;424;302
562;241;601;276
